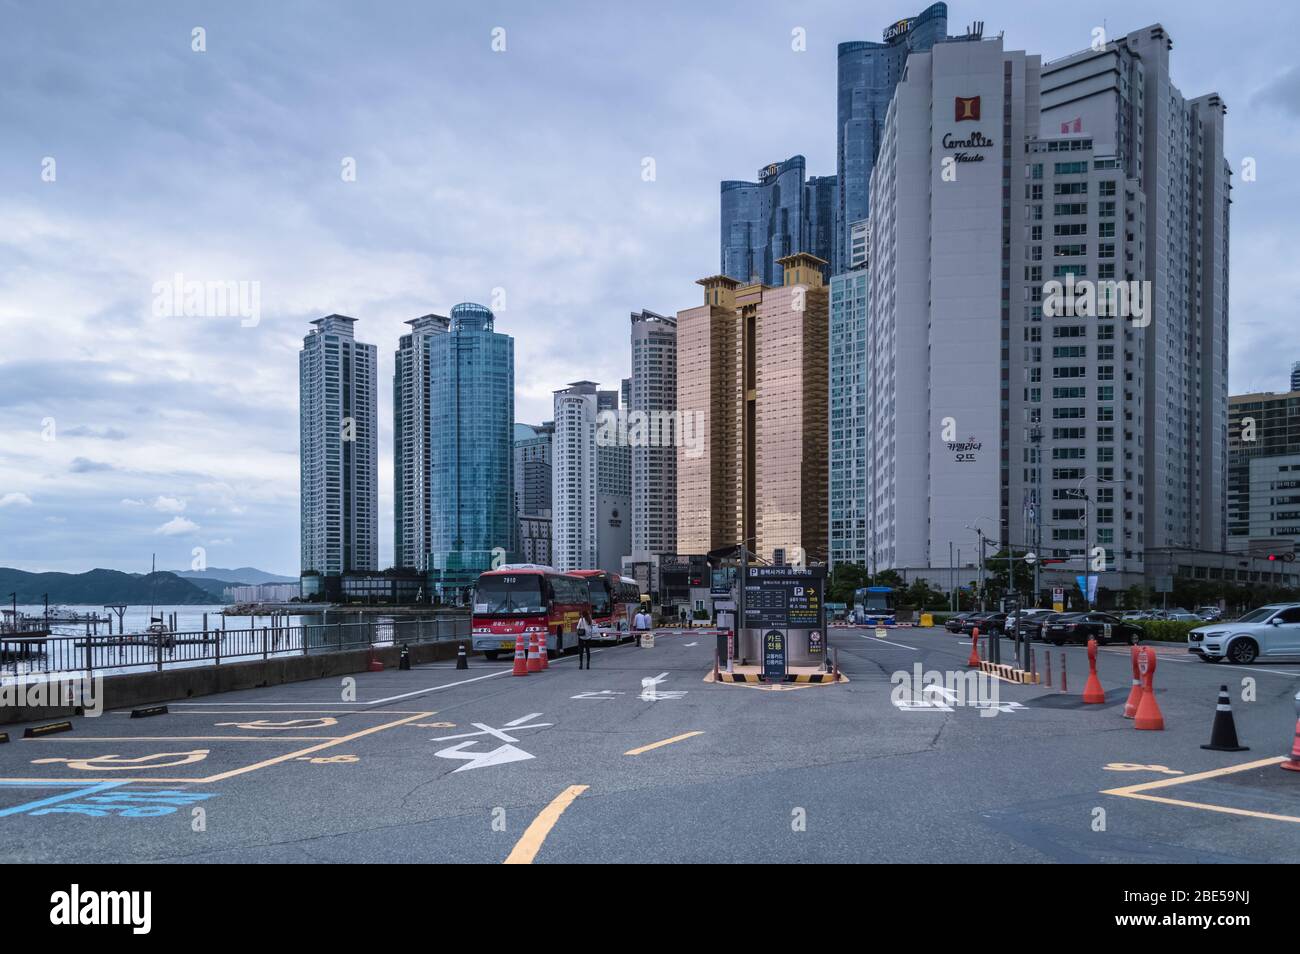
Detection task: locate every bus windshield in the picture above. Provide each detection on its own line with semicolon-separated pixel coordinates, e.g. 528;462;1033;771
587;579;611;616
474;575;545;615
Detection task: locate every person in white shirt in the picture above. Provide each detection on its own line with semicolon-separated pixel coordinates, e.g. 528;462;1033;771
576;613;592;669
634;609;650;646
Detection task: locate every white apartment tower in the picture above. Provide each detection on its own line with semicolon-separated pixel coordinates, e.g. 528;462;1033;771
300;315;378;580
393;314;450;570
552;382;602;571
630;309;677;558
867;37;1040;572
1040;24;1230;557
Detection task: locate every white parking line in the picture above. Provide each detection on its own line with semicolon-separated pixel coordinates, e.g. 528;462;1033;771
855;633;920;651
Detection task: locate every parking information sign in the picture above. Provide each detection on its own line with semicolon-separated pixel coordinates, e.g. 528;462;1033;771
743;566;826;630
763;629;787;681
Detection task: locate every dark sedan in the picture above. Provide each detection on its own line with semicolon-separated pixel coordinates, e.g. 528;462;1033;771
1042;612;1143;646
959;612;1006;636
1018;611;1068;641
944;613;973;633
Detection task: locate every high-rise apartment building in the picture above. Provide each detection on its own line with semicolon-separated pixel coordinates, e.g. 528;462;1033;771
720;156;835;287
676;253;828;563
552;382;600;572
514;422;553;565
299;315;378;593
394;314;449;570
1041;23;1230;556
829;265;870;569
866;36;1039;573
552;382;628;574
862;24;1229;597
630;310;677;559
1228;390;1300;555
422;302;516;601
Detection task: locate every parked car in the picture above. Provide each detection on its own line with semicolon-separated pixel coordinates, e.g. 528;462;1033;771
944;613;972;633
1009;608;1053;636
1188;603;1300;664
1043;612;1143;646
1196;606;1223;621
1119;611;1151;621
1018;611;1068;641
959;612;1006;636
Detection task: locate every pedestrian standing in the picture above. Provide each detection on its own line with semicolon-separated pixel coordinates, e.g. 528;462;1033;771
576;612;593;669
634;608;650;647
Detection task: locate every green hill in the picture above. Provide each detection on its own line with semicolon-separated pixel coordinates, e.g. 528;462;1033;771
0;567;218;605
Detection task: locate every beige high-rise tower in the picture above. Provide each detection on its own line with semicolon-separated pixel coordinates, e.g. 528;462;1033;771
676;252;828;564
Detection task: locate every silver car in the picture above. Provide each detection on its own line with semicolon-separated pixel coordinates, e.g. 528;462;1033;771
1188;604;1300;664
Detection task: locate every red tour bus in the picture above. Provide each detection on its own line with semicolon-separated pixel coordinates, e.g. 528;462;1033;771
569;569;641;642
471;565;591;660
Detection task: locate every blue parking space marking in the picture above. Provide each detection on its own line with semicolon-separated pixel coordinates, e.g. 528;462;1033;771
0;780;217;818
0;780;127;818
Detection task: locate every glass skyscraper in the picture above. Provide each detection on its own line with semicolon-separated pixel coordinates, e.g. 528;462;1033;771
720;155;835;287
422;302;516;602
835;4;978;273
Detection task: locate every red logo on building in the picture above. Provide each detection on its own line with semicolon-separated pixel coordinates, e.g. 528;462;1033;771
955;96;981;121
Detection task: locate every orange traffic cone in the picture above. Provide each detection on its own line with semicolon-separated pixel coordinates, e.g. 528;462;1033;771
511;633;529;676
537;630;549;670
527;632;543;673
1133;647;1164;731
1281;721;1300;772
1082;638;1105;704
1282;692;1300;772
967;626;982;668
1122;643;1143;719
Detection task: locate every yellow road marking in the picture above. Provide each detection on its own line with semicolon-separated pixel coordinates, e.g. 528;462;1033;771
1102;756;1298;824
1103;762;1183;775
1106;791;1300;824
1102;756;1286;795
504;785;589;865
0;710;436;784
624;731;704;756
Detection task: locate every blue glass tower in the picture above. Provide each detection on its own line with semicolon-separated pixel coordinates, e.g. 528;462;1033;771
425;302;516;602
836;4;978;272
720;156;834;287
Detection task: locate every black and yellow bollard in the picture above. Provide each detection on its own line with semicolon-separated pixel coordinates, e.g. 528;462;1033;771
456;642;469;670
399;644;411;671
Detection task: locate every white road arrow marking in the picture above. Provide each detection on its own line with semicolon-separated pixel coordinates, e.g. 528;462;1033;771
640;672;686;701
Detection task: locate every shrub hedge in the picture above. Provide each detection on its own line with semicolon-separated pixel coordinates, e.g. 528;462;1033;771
1135;620;1205;643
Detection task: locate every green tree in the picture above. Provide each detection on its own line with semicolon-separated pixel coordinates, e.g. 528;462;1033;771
983;549;1034;600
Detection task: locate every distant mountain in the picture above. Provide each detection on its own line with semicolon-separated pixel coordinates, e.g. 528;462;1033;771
0;568;217;605
173;566;297;584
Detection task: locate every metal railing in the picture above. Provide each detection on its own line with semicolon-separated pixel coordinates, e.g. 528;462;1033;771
0;616;471;680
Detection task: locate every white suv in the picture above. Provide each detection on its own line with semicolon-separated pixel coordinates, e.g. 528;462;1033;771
1188;604;1300;664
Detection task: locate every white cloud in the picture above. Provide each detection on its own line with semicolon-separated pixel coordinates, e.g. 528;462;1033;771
154;516;199;536
0;492;33;507
153;495;186;513
120;498;146;507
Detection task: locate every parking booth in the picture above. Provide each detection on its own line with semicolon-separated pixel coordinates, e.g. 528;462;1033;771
739;565;827;670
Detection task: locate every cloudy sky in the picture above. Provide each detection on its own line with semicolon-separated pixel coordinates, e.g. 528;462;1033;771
1;0;1297;576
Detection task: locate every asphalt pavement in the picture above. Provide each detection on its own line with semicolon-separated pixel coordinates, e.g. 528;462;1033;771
1;626;1296;863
